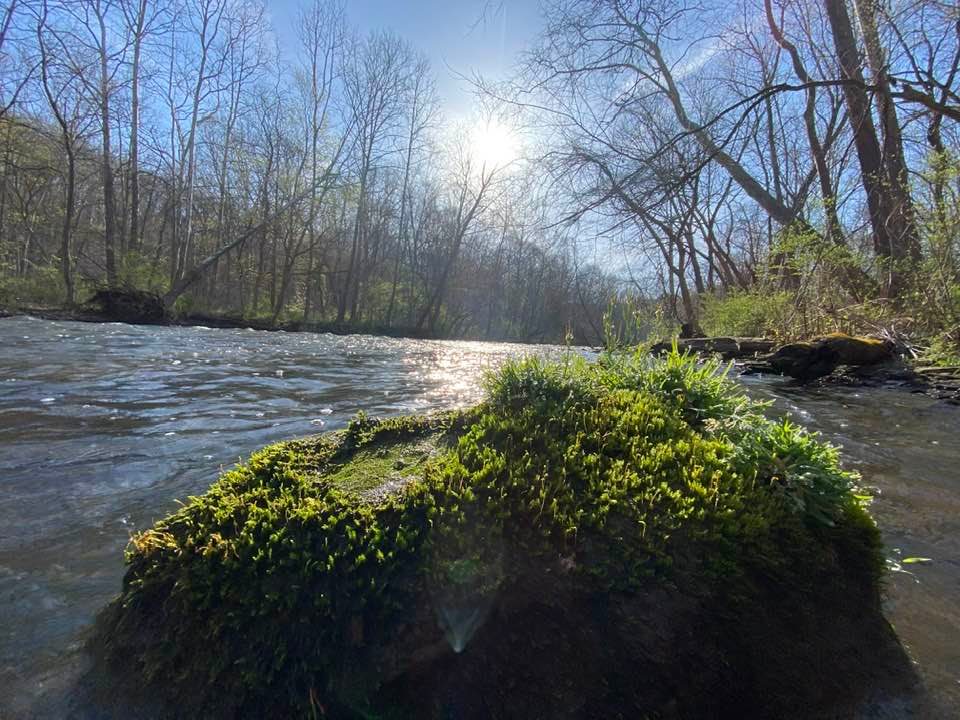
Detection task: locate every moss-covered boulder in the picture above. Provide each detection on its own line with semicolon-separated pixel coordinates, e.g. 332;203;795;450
770;333;895;381
85;351;910;719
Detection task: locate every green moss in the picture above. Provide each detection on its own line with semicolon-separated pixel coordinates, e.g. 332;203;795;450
822;332;885;346
92;349;883;718
323;442;435;498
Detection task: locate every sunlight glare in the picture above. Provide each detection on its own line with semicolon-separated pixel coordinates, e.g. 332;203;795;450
470;118;519;172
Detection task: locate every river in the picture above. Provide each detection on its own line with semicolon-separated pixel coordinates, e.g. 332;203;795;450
0;316;957;718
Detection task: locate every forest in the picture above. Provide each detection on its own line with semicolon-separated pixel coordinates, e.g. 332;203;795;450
0;0;958;352
0;0;631;343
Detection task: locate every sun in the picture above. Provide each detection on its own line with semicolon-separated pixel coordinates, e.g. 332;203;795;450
470;118;519;172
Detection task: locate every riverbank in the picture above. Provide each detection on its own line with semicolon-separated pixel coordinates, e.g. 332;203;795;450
6;307;960;404
0;304;481;343
652;334;960;405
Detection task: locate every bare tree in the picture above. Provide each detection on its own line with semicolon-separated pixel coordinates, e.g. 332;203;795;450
824;0;917;296
173;0;229;283
297;0;343;322
416;122;504;332
61;0;127;286
35;0;93;303
1;0;36;118
385;53;438;327
121;0;164;255
337;30;412;323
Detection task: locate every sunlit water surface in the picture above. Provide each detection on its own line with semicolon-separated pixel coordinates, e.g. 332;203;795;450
0;317;957;717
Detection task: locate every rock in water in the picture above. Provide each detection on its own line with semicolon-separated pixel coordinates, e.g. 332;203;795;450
770;333;895;381
820;332;895;365
83;351;913;719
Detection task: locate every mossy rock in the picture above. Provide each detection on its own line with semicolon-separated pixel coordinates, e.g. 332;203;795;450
84;351;911;719
819;333;893;364
770;334;895;381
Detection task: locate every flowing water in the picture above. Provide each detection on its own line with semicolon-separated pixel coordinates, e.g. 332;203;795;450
0;316;957;717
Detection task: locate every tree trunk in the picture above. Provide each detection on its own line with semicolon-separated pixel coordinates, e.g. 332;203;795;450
386;137;414;327
127;0;147;255
824;0;909;296
851;0;921;265
98;8;118;286
339;169;367;323
61;143;76;305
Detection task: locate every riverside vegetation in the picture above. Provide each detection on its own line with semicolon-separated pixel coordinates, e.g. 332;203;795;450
3;0;960;352
84;350;912;719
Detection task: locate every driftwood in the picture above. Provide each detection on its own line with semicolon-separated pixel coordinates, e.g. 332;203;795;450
650;337;777;360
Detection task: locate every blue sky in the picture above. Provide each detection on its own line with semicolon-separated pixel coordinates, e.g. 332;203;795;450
269;0;543;118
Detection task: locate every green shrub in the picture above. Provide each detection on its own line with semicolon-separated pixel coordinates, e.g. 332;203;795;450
171;292;198;317
921;328;960;367
117;251;170;293
0;264;66;307
699;290;793;338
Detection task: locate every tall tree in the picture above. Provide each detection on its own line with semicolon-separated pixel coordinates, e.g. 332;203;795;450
297;0;344;322
417;123;503;332
121;0;163;255
385;54;437;327
36;0;90;304
75;0;123;285
824;0;915;296
850;0;921;262
337;30;411;323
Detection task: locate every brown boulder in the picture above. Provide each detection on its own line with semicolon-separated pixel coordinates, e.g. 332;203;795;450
819;333;893;365
770;334;894;382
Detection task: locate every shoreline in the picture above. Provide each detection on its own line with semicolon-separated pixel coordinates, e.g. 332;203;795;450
0;305;553;346
657;335;960;405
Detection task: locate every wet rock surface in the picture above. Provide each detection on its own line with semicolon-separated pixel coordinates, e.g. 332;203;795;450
768;334;895;381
